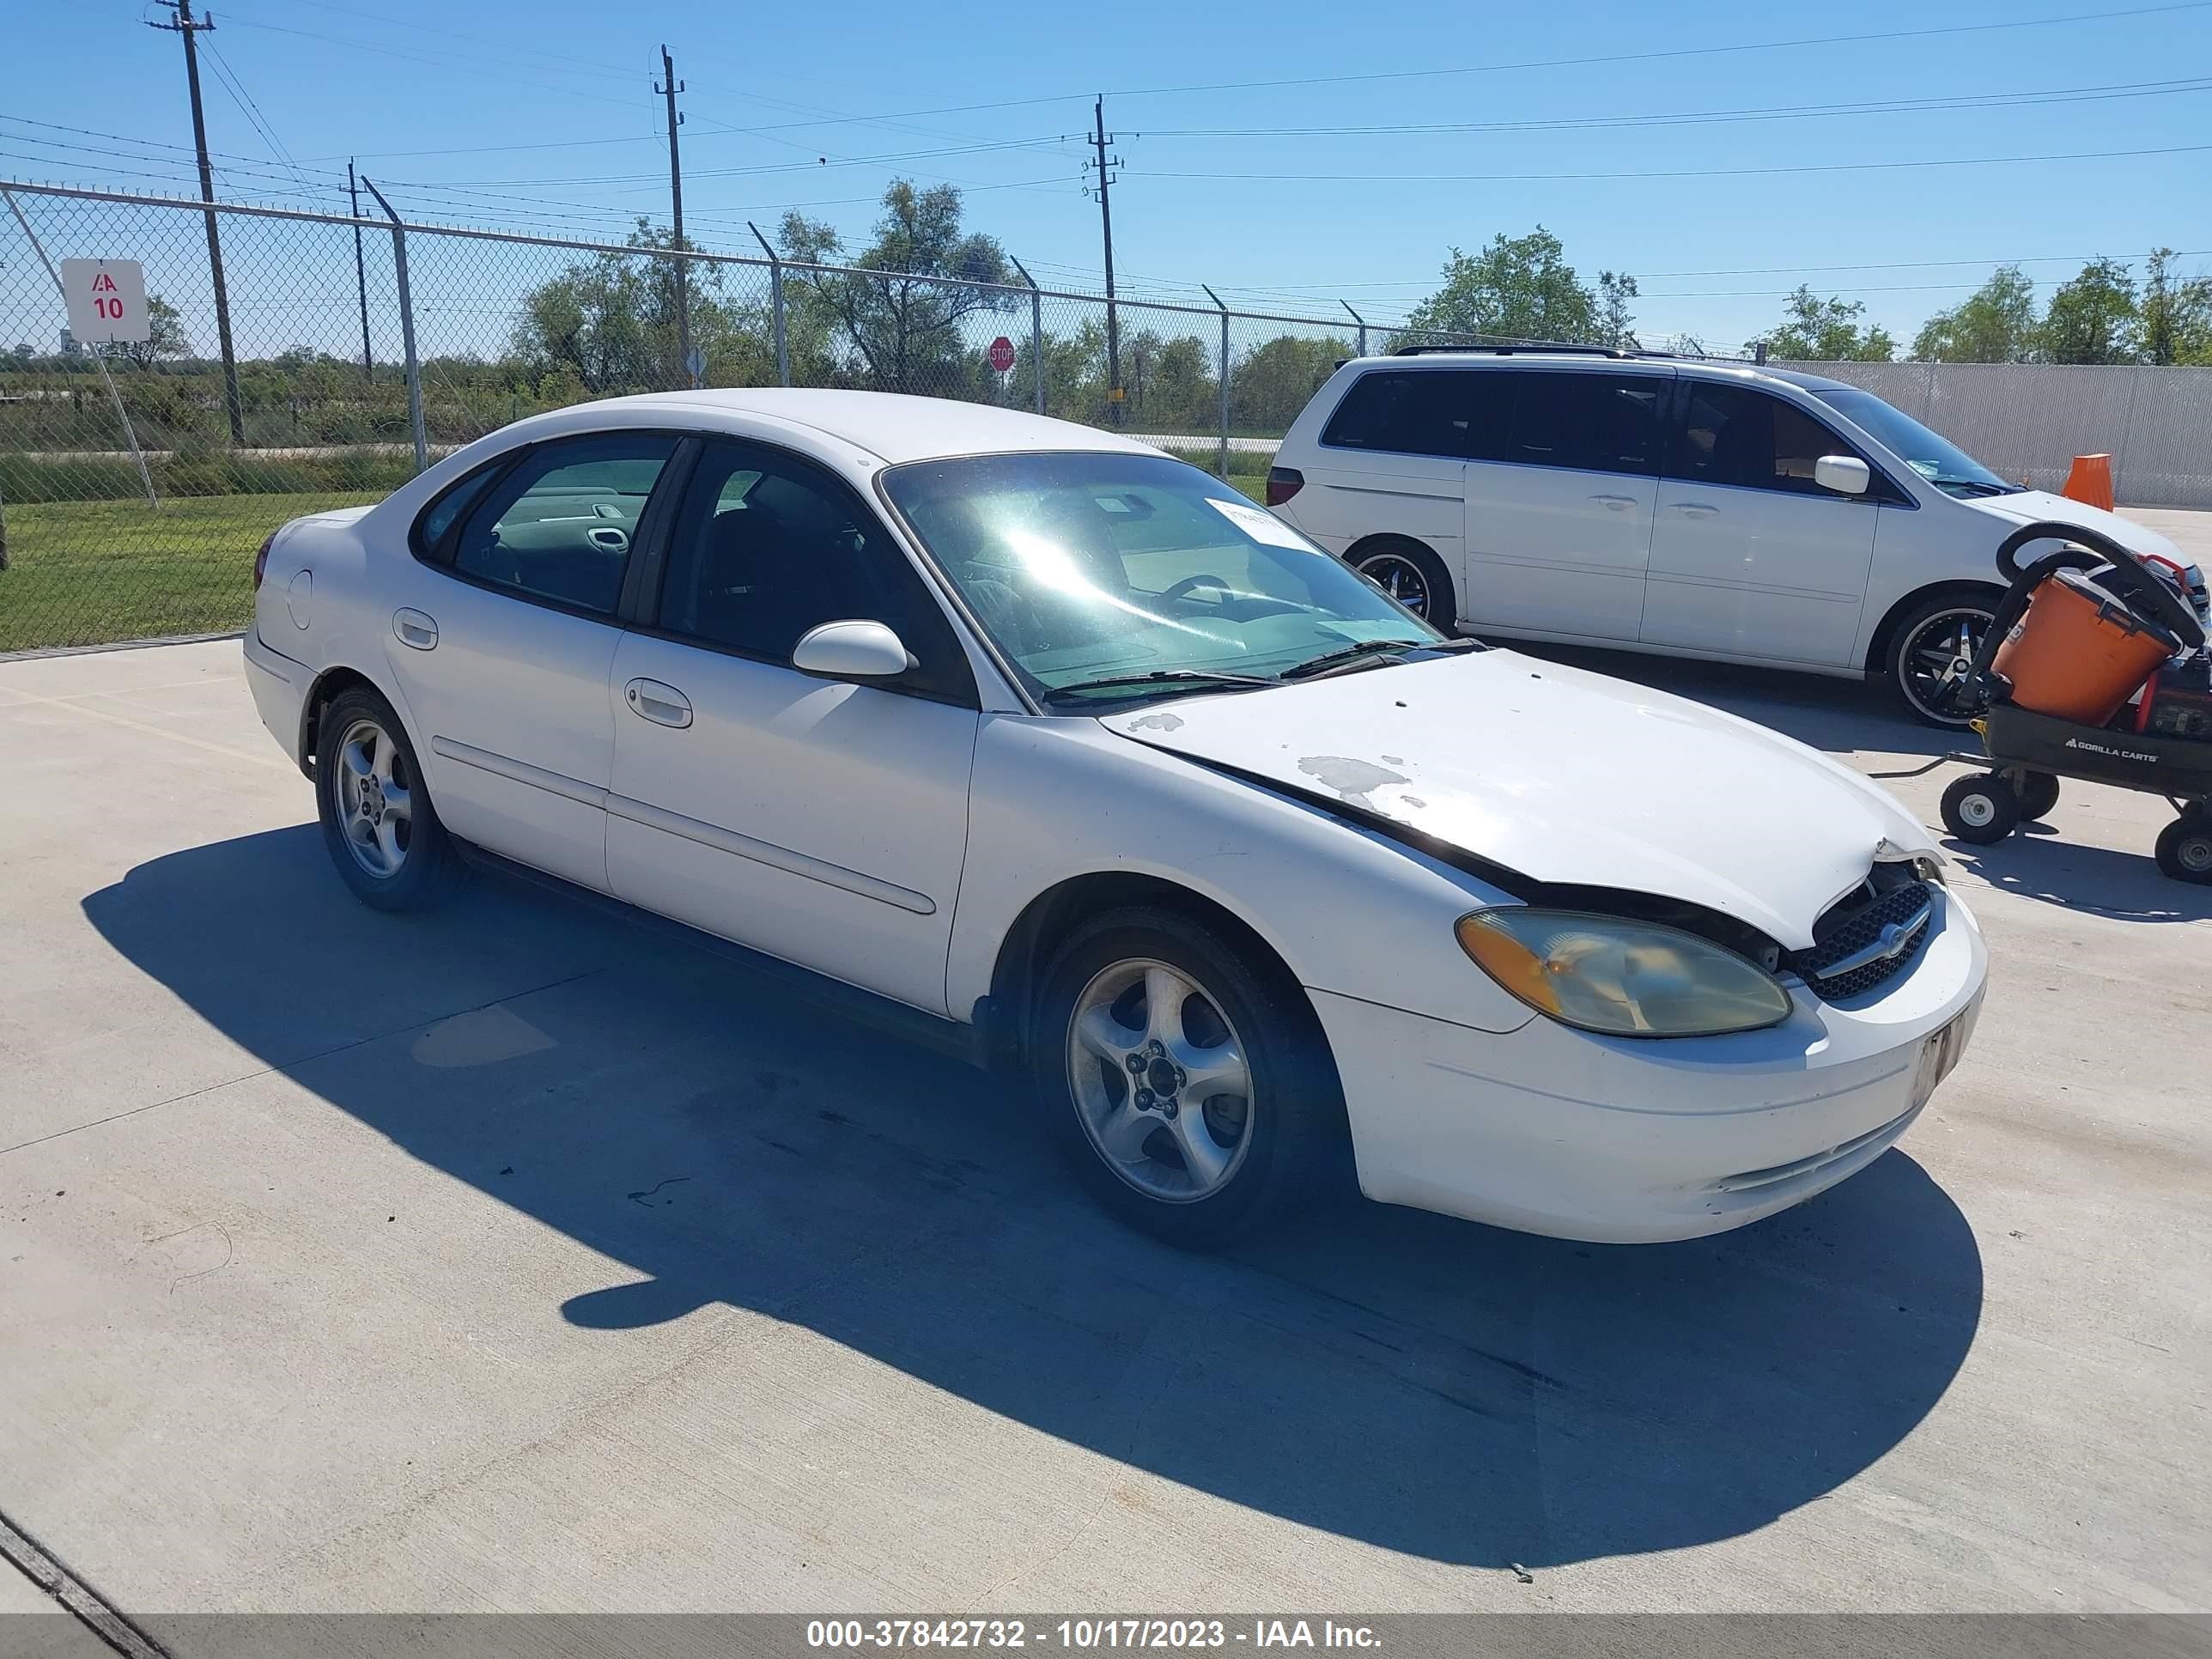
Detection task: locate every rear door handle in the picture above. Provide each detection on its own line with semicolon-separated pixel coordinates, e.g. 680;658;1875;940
393;608;438;650
1669;501;1720;519
1590;493;1639;512
623;678;693;729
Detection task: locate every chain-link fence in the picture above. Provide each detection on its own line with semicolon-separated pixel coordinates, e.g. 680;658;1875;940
7;178;2210;654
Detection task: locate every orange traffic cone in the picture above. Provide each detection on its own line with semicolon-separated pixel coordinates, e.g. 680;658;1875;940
2062;453;2115;512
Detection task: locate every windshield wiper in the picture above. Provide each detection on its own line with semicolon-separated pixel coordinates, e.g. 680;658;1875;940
1939;479;2018;497
1279;636;1478;681
1047;667;1278;702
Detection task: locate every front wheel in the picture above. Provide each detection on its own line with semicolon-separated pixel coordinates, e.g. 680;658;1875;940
1940;773;2020;846
1888;598;1997;727
1032;907;1343;1248
315;685;462;911
2154;810;2212;884
1350;538;1455;629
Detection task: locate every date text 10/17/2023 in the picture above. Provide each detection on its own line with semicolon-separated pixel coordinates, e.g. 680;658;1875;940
805;1619;1382;1650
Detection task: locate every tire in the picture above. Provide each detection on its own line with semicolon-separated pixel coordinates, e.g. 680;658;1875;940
2154;810;2212;884
2014;769;2061;823
1887;595;1999;727
1349;538;1455;629
314;684;463;911
1939;773;2020;846
1030;905;1344;1248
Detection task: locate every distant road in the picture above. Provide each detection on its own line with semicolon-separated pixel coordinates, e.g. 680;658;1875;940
1128;434;1279;454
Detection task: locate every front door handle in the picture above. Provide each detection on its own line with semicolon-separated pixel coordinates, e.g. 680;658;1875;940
1590;493;1639;512
393;608;438;650
623;678;693;729
1670;501;1721;519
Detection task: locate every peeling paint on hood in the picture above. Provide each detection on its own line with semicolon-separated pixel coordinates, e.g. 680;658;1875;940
1098;650;1936;950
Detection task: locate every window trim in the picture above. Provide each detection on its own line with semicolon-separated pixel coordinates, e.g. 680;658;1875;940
1666;376;1916;507
409;429;695;624
633;434;982;712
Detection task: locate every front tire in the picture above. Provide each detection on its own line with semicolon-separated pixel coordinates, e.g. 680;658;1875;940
1888;596;1997;727
1350;537;1455;629
315;685;461;911
2154;810;2212;884
1031;906;1343;1248
1940;773;2020;846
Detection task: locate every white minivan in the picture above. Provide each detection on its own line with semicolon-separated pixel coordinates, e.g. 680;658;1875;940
1267;348;2187;724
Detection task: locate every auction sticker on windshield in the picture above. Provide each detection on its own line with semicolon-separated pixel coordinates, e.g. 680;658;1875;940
1206;495;1323;551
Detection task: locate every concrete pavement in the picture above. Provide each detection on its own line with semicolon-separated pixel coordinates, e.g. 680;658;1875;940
0;635;2207;1638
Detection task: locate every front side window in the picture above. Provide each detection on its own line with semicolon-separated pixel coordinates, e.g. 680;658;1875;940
656;441;973;702
881;452;1456;704
1670;382;1872;497
1320;369;1502;459
450;434;678;615
1504;371;1662;475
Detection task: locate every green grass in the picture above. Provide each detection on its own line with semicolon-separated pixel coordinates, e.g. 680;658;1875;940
0;491;378;653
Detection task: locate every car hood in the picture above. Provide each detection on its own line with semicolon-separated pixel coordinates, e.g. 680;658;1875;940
1098;650;1934;950
1961;489;2185;564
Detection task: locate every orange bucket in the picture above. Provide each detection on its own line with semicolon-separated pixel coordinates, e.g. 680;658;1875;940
2061;453;2116;512
1992;568;2183;726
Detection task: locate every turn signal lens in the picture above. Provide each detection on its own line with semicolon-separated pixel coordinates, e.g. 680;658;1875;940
253;532;277;590
1456;908;1792;1039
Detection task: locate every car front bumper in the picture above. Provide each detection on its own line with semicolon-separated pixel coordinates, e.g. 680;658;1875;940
242;627;313;774
1312;885;1987;1243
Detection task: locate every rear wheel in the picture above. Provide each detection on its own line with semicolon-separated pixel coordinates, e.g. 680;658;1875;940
2154;810;2212;884
1940;773;2020;846
1889;597;1997;727
315;686;461;911
1350;538;1455;629
1032;906;1342;1248
2014;769;2062;823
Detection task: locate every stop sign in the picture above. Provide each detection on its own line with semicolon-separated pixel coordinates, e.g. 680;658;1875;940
988;336;1016;373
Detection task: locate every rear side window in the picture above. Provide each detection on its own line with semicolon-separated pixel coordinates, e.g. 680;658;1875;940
411;464;502;560
1670;381;1876;497
1504;371;1662;476
450;434;680;616
1321;370;1502;460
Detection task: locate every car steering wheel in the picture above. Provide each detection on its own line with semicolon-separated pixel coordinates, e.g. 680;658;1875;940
1159;573;1233;605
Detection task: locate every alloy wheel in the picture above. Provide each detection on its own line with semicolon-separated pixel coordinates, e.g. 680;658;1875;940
334;717;415;879
1065;957;1255;1202
1899;609;1995;725
1358;553;1432;620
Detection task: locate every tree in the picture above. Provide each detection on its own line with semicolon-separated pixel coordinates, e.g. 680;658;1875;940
1229;334;1352;434
1761;287;1896;362
1911;266;2039;363
1404;227;1600;344
779;180;1015;394
511;219;774;395
2038;257;2138;364
2141;247;2212;367
1595;270;1639;349
112;294;190;370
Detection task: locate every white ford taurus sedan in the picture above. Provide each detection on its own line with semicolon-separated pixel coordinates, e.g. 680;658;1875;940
243;390;1986;1246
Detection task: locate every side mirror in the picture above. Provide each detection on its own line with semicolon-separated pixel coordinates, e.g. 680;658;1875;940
791;618;915;680
1814;454;1872;496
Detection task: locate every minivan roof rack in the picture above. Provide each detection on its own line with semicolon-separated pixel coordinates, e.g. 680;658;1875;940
1390;342;1628;359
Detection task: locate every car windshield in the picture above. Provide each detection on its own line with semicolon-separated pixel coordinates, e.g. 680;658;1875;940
880;451;1455;703
1805;386;2020;499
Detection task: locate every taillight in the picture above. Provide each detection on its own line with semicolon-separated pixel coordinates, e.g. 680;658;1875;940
1265;466;1304;507
253;532;276;590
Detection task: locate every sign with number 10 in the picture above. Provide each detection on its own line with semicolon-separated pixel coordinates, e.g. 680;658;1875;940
61;259;151;344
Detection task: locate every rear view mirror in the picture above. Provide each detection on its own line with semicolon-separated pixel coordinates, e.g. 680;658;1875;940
1815;455;1872;496
791;619;915;680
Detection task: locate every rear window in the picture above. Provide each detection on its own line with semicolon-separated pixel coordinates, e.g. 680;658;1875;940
1320;370;1502;460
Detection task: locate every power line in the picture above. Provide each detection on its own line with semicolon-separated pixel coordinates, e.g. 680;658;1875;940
1139;140;2212;185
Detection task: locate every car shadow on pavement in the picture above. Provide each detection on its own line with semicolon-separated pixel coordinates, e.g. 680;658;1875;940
84;826;1984;1577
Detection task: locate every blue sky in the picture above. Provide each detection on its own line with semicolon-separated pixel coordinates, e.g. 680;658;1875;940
8;0;2211;350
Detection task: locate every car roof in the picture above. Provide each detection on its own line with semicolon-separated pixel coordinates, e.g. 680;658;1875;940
1340;350;1861;397
537;388;1163;467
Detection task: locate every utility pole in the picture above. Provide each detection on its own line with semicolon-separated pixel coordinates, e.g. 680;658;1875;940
348;161;374;383
657;45;694;388
1088;94;1122;424
149;0;244;445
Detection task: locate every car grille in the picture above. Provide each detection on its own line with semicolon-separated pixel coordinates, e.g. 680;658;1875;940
1790;878;1936;1002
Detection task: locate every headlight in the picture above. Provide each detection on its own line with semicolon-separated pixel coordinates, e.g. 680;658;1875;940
1456;908;1793;1038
